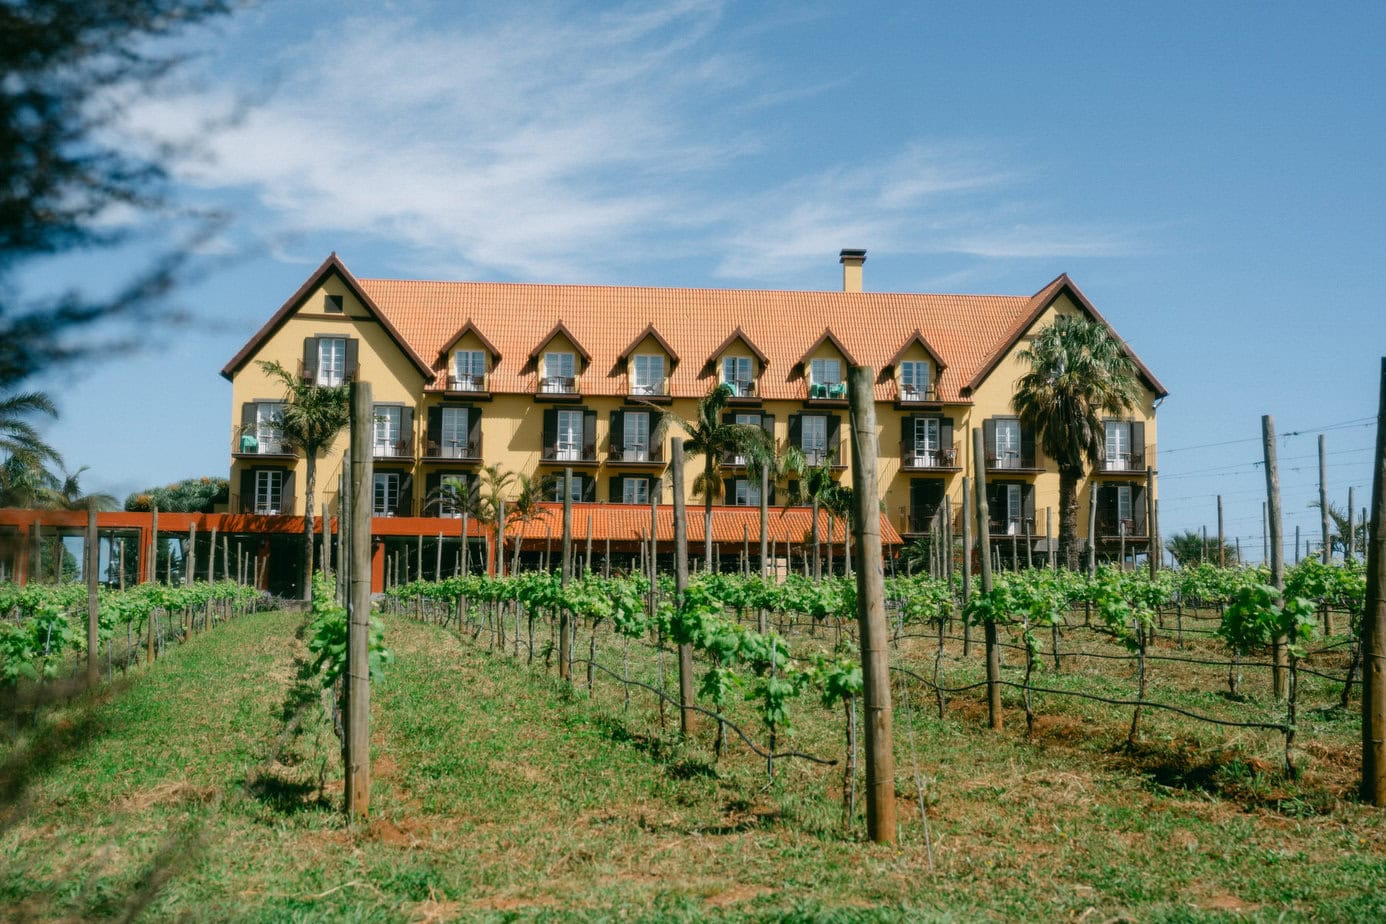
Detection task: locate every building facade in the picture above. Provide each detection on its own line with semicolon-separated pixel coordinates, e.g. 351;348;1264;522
221;250;1167;564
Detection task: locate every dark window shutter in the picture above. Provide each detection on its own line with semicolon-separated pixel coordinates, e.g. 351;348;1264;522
901;414;913;448
582;477;595;502
1133;484;1148;533
241;402;256;434
424;472;441;511
722;412;734;426
1024;484;1036;526
281;469;296;513
827;414;842;457
941;417;954;456
399;407;414;455
468;407;481;454
398;474;413;517
767;481;776;506
722;476;733;505
983;419;996;462
1100;484;1117;523
1021;422;1036;468
1131;421;1146;464
609;476;621;503
239;470;254;513
788;414;802;449
583;410;597;457
760;413;774;439
987;483;1004;524
788;478;801;504
344;338;359;379
610;410;624;453
542;409;557;455
302;338;318;379
427;407;441;452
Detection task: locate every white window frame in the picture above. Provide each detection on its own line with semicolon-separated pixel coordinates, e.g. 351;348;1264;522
373;472;400;516
1005;484;1022;534
452;350;486;390
733;478;761;507
317;337;347;387
440;407;469;458
732;413;760;465
544;351;576;392
913;417;940;466
555;409;583;461
436;475;469;517
1105;420;1129;471
255;402;285;455
374;406;403;457
801;415;828;464
1116;485;1133;526
621;477;649;505
994;419;1021;469
623;411;650;462
722;356;753;395
254;470;283;515
631;354;664;395
809;358;842;386
552;474;583;502
900;360;931;399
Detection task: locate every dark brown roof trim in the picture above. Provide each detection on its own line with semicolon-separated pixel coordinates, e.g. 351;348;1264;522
436;320;503;364
885;329;948;372
962;274;1169;399
708;327;769;367
617;323;680;367
527;320;593;364
220;252;434;382
797;328;860;369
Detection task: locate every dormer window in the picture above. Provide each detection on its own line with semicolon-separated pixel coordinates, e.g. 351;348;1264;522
899;360;931;400
809;358;841;386
452;350;486;391
722;356;754;395
631;354;665;396
544;351;577;393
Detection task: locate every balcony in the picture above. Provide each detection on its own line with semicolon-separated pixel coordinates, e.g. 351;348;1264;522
626;377;671;403
801;380;848;406
423;434;483;462
722;379;760;403
609;444;665;465
985;449;1041;473
896;382;940;404
901;505;944;535
539;442;598;465
799;442;847;470
446;373;490;396
372;435;415;461
232;493;295;516
536;375;581;401
989;516;1038;538
297;361;353;388
1097;451;1146;474
231;425;295;459
1096;516;1147;540
899;441;960;471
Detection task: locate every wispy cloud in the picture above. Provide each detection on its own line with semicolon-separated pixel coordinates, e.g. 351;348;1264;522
120;0;1141;283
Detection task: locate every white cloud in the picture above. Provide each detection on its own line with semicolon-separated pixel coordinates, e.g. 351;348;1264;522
117;1;1141;283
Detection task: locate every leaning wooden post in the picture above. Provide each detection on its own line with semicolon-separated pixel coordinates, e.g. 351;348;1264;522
1320;434;1332;564
86;500;100;686
961;475;973;655
186;523;196;587
846;366;895;844
1263;415;1288;700
558;468;573;682
1087;486;1098;577
671;440;696;738
1146;467;1157;577
973;428;1001;729
1349;487;1357;561
1360;358;1386;804
148;504;159;584
345;381;374;820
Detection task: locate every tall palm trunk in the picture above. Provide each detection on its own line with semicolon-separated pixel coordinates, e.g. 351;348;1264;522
704;452;715;572
301;454;317;599
811;495;821;580
1059;465;1082;570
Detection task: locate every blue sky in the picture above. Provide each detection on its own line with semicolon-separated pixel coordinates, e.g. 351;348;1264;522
24;0;1385;562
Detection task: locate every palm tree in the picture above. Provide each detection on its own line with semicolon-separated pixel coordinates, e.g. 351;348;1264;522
42;465;119;511
781;443;840;579
657;383;773;570
425;474;483;575
1012;315;1141;570
508;471;550;574
1165;529;1239;568
0;391;62;496
257;360;350;598
476;464;514;576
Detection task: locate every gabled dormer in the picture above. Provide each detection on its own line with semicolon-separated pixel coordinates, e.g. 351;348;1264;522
706;327;768;402
616;324;677;402
797;329;857;404
529;320;591;399
437;321;501;396
885;330;947;406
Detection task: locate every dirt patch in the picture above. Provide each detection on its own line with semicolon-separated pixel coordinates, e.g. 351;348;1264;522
120;781;218;811
704;884;771;907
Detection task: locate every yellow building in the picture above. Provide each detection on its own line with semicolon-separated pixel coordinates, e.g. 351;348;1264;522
221;250;1167;565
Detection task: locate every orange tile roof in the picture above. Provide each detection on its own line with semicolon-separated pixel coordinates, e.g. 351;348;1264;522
357;276;1043;403
506;503;902;547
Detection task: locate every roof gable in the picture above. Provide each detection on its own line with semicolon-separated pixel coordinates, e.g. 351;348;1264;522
437;320;502;364
220;253;434;382
797;328;859;369
528;320;593;366
617;324;679;366
885;330;947;373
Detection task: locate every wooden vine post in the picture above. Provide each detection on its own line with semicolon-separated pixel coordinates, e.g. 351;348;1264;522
847;366;896;844
973;427;1001;729
85;499;99;686
345;381;374;819
1320;434;1331;564
671;439;696;738
1263;415;1288;700
559;467;573;682
1362;357;1386;805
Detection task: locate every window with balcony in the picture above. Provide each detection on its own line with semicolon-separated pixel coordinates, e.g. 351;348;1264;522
544;351;576;393
550;472;592;502
440;407;469;458
1102;420;1145;472
985;417;1035;469
373;405;404;457
317;337;347;386
254;470;283;515
801;414;827;464
810;358;841;386
722;356;754;396
630;354;664;395
621;477;649;505
912;417;940;466
554;408;583;461
731;478;761;507
452;350;486;391
623;411;650;462
238;401;287;454
374;472;400;516
431;474;474;517
899;360;931;400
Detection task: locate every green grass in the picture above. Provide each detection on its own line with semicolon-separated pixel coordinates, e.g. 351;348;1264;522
1;606;1384;922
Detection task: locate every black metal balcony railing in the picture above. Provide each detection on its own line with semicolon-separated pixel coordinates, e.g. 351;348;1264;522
609;444;665;464
627;377;669;398
540;442;597;463
447;373;488;393
539;375;580;395
899;441;959;470
985;449;1037;470
1096;516;1145;538
898;382;939;402
803;380;848;401
231;425;294;457
372;436;415;459
1098;451;1145;473
424;434;483;460
902;506;944;534
233;493;294;516
800;442;847;468
989;516;1037;536
297;361;353;388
